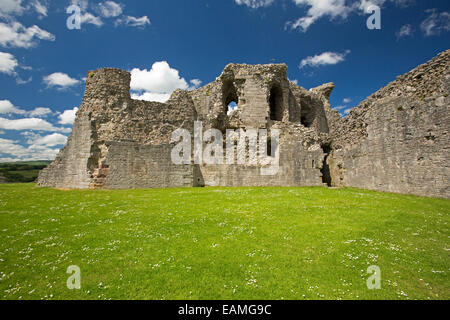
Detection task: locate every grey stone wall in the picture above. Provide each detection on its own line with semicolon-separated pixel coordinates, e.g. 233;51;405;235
328;50;450;198
200;142;325;187
37;113;94;189
101;142;198;189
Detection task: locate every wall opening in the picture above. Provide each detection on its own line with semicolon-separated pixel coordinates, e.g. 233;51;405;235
269;86;283;121
223;80;238;116
227;101;238;115
300;99;315;128
321;144;332;187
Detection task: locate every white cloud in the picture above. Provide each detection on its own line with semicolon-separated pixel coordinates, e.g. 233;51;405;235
0;137;60;161
0;51;18;75
189;79;202;89
79;13;103;27
25;132;68;146
58;107;78;125
287;0;352;32
43;72;80;89
31;0;48;17
131;92;172;103
0;117;71;132
130;61;190;103
115;15;150;27
299;50;350;68
0;21;55;48
287;0;414;32
234;0;274;9
0;0;24;17
396;24;413;39
358;0;386;13
69;0;103;27
0;101;53;117
28;107;51;117
0;99;25;114
343;97;352;103
420;9;450;37
98;1;122;18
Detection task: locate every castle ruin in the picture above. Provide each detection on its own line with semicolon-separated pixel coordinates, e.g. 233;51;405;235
38;50;450;198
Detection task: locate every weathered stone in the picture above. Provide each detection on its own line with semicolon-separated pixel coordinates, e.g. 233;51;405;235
38;50;450;198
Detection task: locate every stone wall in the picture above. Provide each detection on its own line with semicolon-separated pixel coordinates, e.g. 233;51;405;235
38;51;449;198
200;141;325;187
328;50;450;198
38;68;199;189
101;142;199;189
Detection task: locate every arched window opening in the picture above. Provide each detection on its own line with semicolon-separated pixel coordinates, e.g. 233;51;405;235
269;86;283;121
223;80;238;117
227;101;238;115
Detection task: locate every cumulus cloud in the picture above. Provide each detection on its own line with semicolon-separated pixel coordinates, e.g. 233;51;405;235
24;132;68;146
58;107;79;125
0;51;18;75
420;9;450;37
0;100;56;119
189;79;202;90
0;99;25;114
0;0;25;17
98;1;122;18
0;20;55;48
0;137;61;161
299;50;350;69
130;92;172;103
28;107;51;117
115;15;150;27
0;117;71;132
0;0;50;18
0;101;55;118
343;98;352;103
234;0;274;9
130;61;191;102
43;72;80;89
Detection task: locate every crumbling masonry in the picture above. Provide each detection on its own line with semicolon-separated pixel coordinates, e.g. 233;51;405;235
38;50;450;198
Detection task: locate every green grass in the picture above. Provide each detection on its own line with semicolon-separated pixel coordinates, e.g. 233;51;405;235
0;184;448;300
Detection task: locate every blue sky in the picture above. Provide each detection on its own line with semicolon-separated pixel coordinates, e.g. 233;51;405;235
0;0;449;162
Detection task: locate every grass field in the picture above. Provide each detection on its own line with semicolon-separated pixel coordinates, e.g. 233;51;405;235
0;184;448;300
